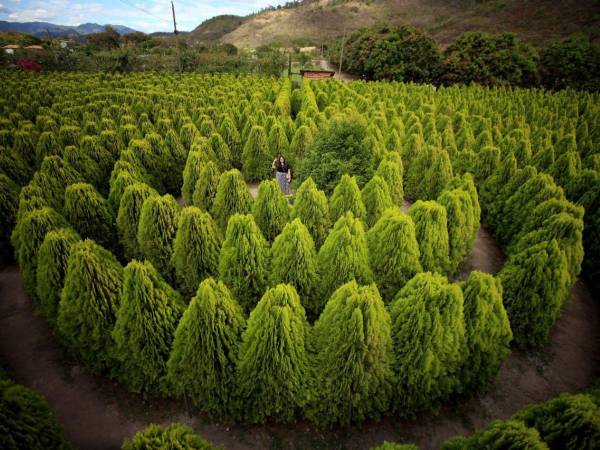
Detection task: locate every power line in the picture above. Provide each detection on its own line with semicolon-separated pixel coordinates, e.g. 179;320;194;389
116;0;171;24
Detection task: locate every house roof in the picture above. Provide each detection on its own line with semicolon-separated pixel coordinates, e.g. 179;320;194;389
25;45;44;50
2;44;21;49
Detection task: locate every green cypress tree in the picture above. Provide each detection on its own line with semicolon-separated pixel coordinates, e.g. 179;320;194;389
361;175;394;228
0;174;19;263
218;214;269;312
389;272;466;414
13;129;36;167
445;173;480;244
376;157;404;206
251;179;290;241
108;161;147;211
236;284;310;423
116;182;159;261
499;239;570;347
36;227;81;325
80;135;115;188
63;145;103;188
422;147;453;200
474;145;501;183
242;125;271;181
317;212;373;308
121;423;218;450
288;125;313;168
165;278;245;417
57;240;123;372
208;133;232;171
437;188;474;274
0;145;32;186
408;200;450;274
329;174;366;223
192;160;221;211
268;122;289;157
366;208;422;302
309;280;394;427
219;116;241;168
137;194;180;281
35;131;61;164
291;177;331;248
182;150;210;205
11;207;69;298
459;271;512;392
211;169;253;230
172;207;222;298
441;420;547;450
112;260;184;394
36;156;83;211
64;183;116;250
269;218;318;317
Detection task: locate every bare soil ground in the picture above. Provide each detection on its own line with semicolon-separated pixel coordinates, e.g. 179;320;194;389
1;225;598;450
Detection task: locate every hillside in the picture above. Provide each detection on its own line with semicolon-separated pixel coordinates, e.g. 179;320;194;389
195;0;600;48
0;21;137;37
188;15;244;45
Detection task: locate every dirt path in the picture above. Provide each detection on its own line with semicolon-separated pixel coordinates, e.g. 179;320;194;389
319;58;360;82
1;225;599;450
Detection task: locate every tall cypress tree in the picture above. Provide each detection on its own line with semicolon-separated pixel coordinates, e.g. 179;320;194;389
437;188;474;274
309;280;394;427
219;116;241;168
137;194;180;281
166;278;245;417
64;183;116;251
329;174;366;223
442;419;547;450
192;160;221;211
11;207;69;298
63;145;103;189
112;260;184;394
408;200;450;274
172;207;222;299
269;218;318;317
57;240;123;372
389;272;466;414
459;271;512;392
376;157;404;206
361;175;394;228
116;182;159;261
35;131;61;164
0;173;19;263
317;212;373;309
208;133;232;171
242;125;271;181
236;284;310;423
252;179;290;241
445;173;480;244
291;177;331;248
211;169;253;230
218;214;269;312
181;149;210;205
36;227;81;325
366;208;422;302
288;125;313;168
268;122;290;158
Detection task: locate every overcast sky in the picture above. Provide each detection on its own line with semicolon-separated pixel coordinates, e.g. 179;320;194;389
0;0;290;32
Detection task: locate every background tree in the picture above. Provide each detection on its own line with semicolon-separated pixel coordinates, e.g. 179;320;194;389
292;177;331;248
329;174;367;223
211;169;253;230
252;179;290;241
236;284;310;423
112;260;184;394
166;278;245;418
362;175;394;227
366;208;422;302
172;207;222;299
309;281;394;427
57;240;123;372
242;125;271;181
408;200;450;274
218;214;269;312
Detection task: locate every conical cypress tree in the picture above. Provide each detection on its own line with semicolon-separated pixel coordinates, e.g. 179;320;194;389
211;169;253;230
366;208;422;302
376;157;404;206
268;123;289;157
181;150;210;205
288;125;313;168
0;173;19;263
219;116;241;168
442;419;547;450
389;272;466;414
11;207;69;298
242;125;271;181
317;212;373;308
36;156;84;211
361;175;394;228
121;423;217;450
329;174;366;223
64;183;116;250
192;160;221;211
108;161;147;211
208;133;232;171
36;227;81;325
292;177;331;248
172;207;222;298
35;131;61;164
422;146;453;200
499;239;570;347
12;129;36;167
445;173;480;244
309;280;394;427
63;145;103;188
137;194;180;281
252;179;290;241
112;260;184;394
459;271;512;392
236;284;310;423
218;214;269;312
437;188;474;274
57;240;123;372
408;200;450;274
269;218;318;317
165;278;245;417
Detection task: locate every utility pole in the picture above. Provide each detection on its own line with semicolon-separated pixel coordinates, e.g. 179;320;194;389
338;27;346;76
171;1;183;74
288;52;292;77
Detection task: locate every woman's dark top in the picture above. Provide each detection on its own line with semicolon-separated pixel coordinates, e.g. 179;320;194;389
276;162;289;173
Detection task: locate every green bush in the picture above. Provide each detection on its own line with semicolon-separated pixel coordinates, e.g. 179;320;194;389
112;260;184;394
329;174;367;224
166;278;245;417
252;179;290;241
389;272;465;414
242;125;271;181
236;284;310;423
408;200;450;274
211;169;253;230
291;177;331;248
57;240;123;372
309;280;393;427
172;207;222;299
366;208;422;302
218;214;269;312
121;423;219;450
